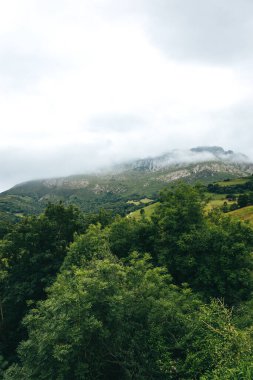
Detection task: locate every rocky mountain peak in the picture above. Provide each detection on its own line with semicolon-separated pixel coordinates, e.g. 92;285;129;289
130;146;249;172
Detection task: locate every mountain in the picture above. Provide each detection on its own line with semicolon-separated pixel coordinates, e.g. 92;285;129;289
1;146;253;216
124;146;249;172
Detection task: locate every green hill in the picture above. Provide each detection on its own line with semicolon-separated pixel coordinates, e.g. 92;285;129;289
228;206;253;224
127;182;253;221
128;202;159;220
1;147;253;216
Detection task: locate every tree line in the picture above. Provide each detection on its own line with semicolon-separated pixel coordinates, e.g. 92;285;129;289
0;184;253;379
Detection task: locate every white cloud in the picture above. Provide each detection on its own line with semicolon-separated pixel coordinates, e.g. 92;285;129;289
0;0;253;191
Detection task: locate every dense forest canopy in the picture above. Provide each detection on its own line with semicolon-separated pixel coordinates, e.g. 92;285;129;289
0;183;253;379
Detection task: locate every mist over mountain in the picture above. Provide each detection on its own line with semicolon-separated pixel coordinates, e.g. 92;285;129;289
124;146;249;172
4;146;253;193
1;145;252;223
0;146;252;218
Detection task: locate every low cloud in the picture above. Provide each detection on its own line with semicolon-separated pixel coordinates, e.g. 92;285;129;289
0;1;253;191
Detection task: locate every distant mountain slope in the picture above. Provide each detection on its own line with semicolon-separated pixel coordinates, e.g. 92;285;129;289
1;146;253;216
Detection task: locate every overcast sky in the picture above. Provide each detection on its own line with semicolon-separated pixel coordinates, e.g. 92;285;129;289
1;0;253;191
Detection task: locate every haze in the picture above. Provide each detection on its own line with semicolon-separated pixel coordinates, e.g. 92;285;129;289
1;0;253;192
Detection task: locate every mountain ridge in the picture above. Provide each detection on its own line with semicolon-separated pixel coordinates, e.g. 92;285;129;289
4;146;251;192
1;146;253;216
120;146;249;172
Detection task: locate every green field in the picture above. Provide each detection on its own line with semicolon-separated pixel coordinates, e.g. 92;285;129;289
128;202;159;220
129;192;230;220
127;198;153;206
216;178;250;187
129;199;253;228
228;206;253;224
129;193;237;219
205;199;227;211
207;193;228;200
206;196;237;211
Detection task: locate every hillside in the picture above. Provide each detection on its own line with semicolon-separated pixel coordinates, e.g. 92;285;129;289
2;183;253;379
1;146;253;216
128;175;253;223
228;206;253;224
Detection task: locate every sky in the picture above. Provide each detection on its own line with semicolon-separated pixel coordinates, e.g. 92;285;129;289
1;0;253;191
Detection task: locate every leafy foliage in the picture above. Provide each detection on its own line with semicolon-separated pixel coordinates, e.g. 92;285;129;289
152;184;253;305
0;183;253;378
0;203;84;360
5;254;253;380
3;254;181;379
107;216;155;259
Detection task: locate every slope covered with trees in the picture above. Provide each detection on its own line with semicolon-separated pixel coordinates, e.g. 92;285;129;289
0;184;253;379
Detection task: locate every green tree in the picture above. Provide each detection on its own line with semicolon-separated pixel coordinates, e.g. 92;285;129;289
222;201;229;213
62;223;111;270
107;216;154;259
4;251;201;380
82;208;114;231
193;212;253;304
153;184;253;305
238;194;249;208
152;183;206;282
182;300;253;379
5;251;252;380
0;203;84;361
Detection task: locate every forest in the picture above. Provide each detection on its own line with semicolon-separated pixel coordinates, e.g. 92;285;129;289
0;183;253;379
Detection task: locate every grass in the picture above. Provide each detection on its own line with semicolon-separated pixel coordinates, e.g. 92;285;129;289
15;213;24;217
128;198;253;227
128;202;159;220
129;194;235;219
207;193;228;200
205;191;237;211
216;178;250;187
228;206;253;224
127;198;153;206
140;198;153;204
205;199;226;212
127;200;141;206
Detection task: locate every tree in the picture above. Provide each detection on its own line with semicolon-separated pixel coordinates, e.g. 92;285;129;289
152;183;206;281
194;211;253;305
5;252;252;380
107;216;154;259
4;251;202;380
0;203;84;361
82;208;114;231
152;184;253;305
238;194;249;208
61;223;111;270
222;201;229;213
181;300;253;380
